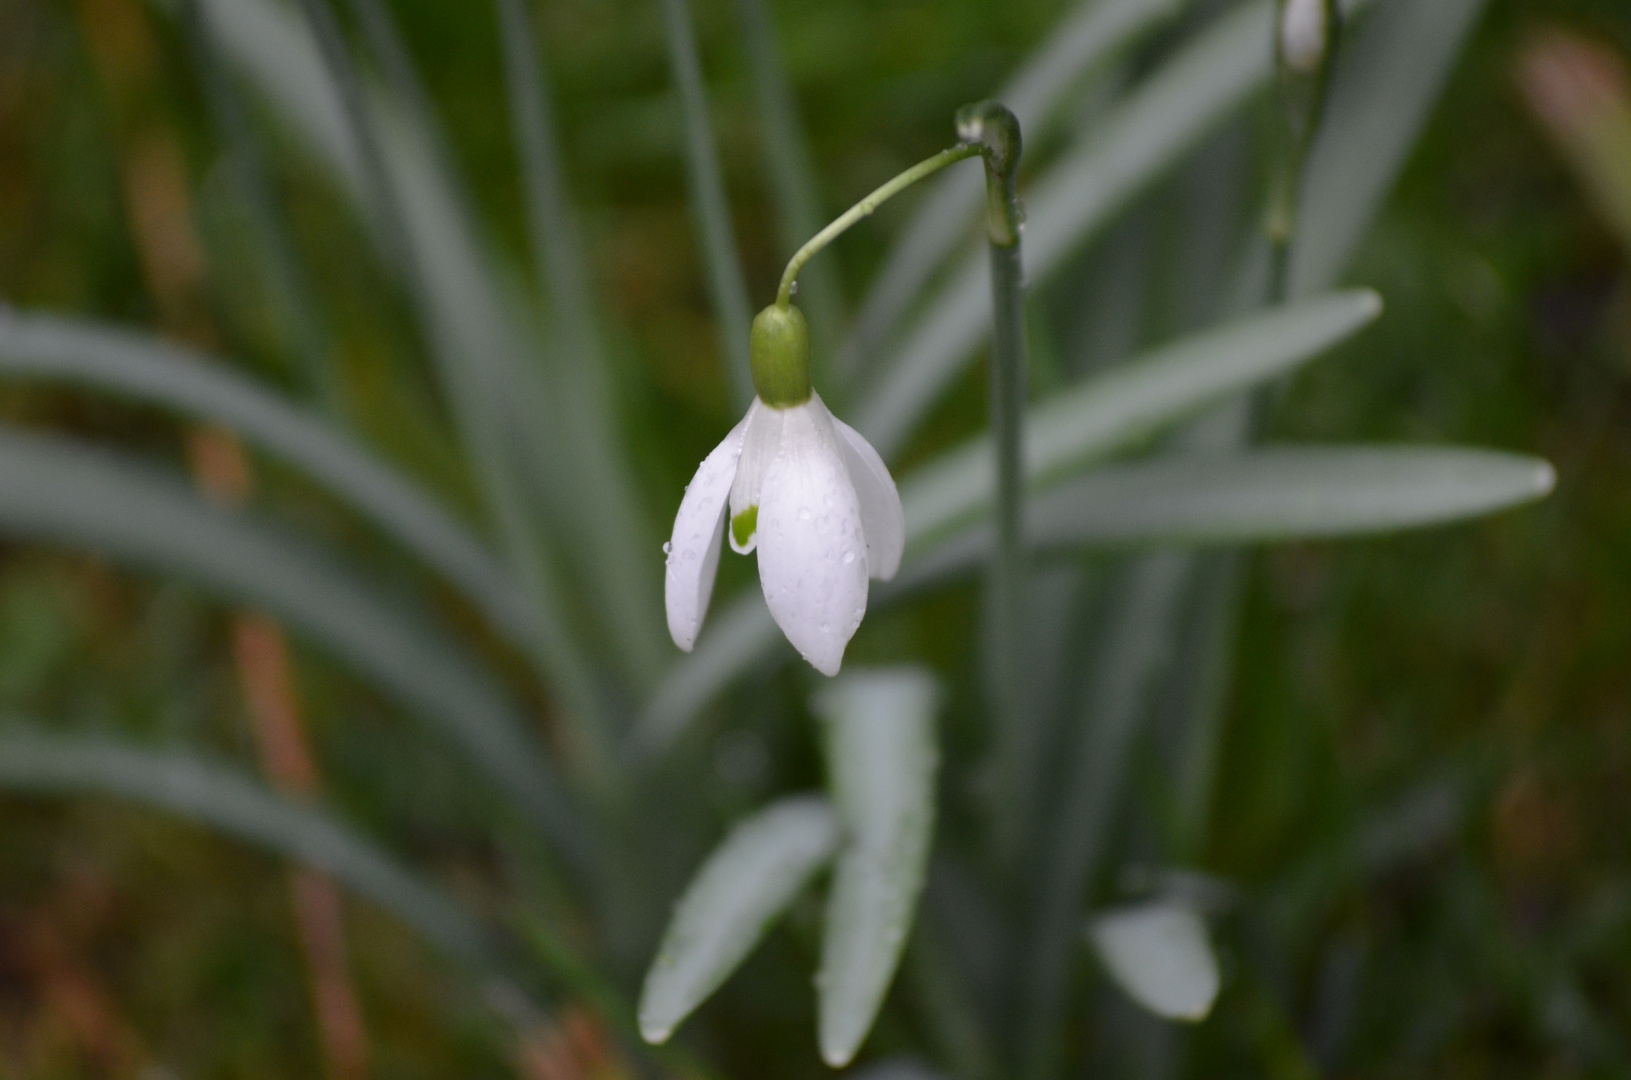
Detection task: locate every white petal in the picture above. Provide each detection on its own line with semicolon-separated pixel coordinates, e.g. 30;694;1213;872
756;399;870;676
665;415;748;651
728;399;784;554
830;413;905;581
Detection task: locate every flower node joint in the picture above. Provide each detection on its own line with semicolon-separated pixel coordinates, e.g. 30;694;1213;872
956;100;1023;247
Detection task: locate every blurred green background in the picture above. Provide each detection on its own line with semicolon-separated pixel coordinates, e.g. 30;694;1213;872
0;0;1629;1076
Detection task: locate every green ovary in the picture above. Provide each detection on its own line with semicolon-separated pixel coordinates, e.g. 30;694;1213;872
731;505;759;548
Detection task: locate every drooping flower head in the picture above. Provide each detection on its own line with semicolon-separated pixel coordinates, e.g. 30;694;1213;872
665;304;903;676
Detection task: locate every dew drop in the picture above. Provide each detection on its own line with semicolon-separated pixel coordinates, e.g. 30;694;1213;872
841;550;856;565
798;507;812;521
662;541;672;554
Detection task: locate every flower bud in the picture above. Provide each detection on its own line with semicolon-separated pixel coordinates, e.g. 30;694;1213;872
750;304;812;408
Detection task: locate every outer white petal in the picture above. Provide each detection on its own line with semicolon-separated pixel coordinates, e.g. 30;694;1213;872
665;415;748;651
728;399;784;554
756;398;869;676
830;413;905;581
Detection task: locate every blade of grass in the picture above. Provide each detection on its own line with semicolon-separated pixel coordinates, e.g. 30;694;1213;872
1289;0;1491;297
0;728;492;966
841;0;1185;380
1018;552;1191;1080
190;0;629;731
907;447;1555;579
1023;447;1557;547
659;0;756;409
0;429;592;877
0;313;541;654
813;668;940;1068
496;0;668;687
181;0;336;407
637;795;840;1043
899;290;1381;546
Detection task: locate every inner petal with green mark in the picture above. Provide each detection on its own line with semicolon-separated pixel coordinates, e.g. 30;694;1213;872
731;505;759;549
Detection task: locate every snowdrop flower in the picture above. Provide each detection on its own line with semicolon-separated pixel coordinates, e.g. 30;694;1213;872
665;304;904;676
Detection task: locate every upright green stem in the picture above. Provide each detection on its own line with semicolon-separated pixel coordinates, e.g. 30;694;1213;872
777;145;980;308
957;101;1030;862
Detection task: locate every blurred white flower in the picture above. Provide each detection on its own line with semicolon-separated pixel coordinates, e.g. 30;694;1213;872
664;391;903;676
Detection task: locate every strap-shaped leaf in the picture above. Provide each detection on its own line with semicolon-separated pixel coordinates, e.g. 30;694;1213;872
1026;447;1557;546
1291;0;1492;297
638;795;839;1043
193;0;664;700
1018;553;1192;1074
814;668;940;1068
0;429;590;875
0;728;490;965
898;291;1382;544
0;312;537;649
1088;901;1220;1021
908;447;1555;583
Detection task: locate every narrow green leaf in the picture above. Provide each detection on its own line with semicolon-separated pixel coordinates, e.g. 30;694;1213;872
907;448;1555;582
1018;553;1191;1079
0;312;539;652
898;291;1382;545
638;795;840;1043
659;0;756;409
841;0;1184;377
1026;447;1557;547
0;430;591;876
495;0;669;687
1088;901;1220;1022
1290;0;1492;297
814;668;940;1068
193;0;657;714
0;728;491;966
636;600;783;768
181;0;336;407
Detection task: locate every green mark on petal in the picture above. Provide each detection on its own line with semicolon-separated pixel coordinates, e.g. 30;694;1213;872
732;506;759;549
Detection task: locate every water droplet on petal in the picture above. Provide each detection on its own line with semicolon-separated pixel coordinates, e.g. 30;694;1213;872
661;542;672;554
841;550;855;565
798;507;811;522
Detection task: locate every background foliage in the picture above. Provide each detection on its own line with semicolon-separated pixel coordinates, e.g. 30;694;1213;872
0;0;1625;1076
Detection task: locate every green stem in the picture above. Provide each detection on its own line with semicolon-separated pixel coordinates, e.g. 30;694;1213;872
958;102;1030;864
776;144;981;308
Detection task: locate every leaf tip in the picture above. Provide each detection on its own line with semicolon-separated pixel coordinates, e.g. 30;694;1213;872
1355;288;1384;321
818;1032;859;1069
637;1011;673;1045
1533;459;1558;497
